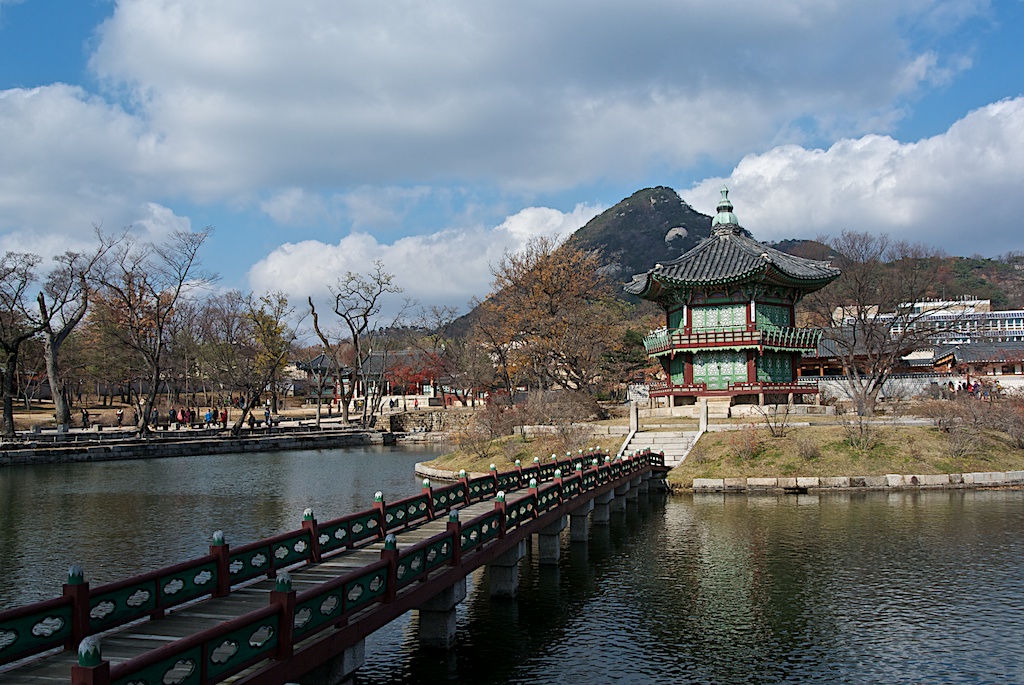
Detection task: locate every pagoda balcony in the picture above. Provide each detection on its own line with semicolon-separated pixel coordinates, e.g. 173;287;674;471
649;379;820;398
643;326;822;356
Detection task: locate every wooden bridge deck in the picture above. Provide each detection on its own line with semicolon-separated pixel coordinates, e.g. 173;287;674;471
0;452;664;685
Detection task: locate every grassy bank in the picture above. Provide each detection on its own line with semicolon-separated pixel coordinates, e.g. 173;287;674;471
669;423;1024;488
420;434;626;476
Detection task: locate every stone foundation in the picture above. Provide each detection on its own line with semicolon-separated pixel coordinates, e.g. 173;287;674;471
690;470;1024;492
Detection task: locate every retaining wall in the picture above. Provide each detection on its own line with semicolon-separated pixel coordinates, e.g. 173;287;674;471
689;470;1024;493
0;431;387;466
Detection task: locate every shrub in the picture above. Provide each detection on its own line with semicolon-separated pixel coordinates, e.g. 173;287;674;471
728;425;764;462
795;435;821;462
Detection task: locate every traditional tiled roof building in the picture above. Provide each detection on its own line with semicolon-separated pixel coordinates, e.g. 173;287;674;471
625;188;841;406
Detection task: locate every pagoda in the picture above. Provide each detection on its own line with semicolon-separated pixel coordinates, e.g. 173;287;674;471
624;187;841;407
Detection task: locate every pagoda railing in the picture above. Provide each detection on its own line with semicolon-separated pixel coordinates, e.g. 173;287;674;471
649;379;819;396
643;326;821;356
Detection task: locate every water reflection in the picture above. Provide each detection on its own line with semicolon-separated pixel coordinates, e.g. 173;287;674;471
357;489;1024;685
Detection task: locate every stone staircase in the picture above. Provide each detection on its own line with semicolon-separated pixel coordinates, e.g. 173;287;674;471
622;430;701;468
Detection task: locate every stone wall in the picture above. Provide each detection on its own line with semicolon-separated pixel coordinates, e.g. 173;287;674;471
0;431;386;466
389;410;474;434
689;470;1024;492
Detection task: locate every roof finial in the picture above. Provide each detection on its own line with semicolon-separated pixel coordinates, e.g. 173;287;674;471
711;186;740;233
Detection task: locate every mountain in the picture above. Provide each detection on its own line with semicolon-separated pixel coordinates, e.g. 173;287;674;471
564;186;713;283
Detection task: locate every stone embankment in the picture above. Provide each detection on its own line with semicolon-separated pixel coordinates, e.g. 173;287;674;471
689;471;1024;493
0;430;389;466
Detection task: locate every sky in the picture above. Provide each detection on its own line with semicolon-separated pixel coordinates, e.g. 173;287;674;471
1;0;1023;318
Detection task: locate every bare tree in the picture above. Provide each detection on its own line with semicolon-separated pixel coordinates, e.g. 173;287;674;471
803;230;949;416
308;260;408;426
92;228;216;435
36;239;112;427
0;252;44;436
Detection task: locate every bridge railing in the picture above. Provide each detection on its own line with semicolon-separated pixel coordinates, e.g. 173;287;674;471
64;450;664;685
2;448;664;673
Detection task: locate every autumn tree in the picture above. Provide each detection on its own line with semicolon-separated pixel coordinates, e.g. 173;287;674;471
309;260;408;426
197;291;297;435
92;228;216;434
474;236;627;400
802;230;950;417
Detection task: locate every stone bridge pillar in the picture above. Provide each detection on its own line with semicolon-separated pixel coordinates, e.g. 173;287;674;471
417;577;467;649
538;515;567;565
570;499;594;542
593;490;614;524
489;539;527;598
611;482;629;512
627;476;641;501
297;639;365;685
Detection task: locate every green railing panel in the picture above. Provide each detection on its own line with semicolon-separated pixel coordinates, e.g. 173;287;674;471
347;512;381;545
496;472;520;491
423;536;453;573
158;560;218;609
384;495;430;530
0;602;73;665
461;513;500;552
269;531;313;568
536;487;560;513
505;495;536;530
432;484;466;511
582;470;598;490
228;544;274;585
318;519;351;554
563;477;582;500
293;586;345;640
467;476;495;501
111;645;203;685
204;614;279;681
344;567;387;611
396;550;426;589
538;462;558;479
89;580;157;631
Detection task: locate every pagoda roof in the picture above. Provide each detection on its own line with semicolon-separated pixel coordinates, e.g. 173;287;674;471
624;187;840;299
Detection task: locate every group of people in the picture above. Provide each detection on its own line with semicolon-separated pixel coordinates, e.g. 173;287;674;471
151;406;230;430
943;379;1002;401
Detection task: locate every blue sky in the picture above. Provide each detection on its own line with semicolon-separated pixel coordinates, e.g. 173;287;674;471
1;1;1023;316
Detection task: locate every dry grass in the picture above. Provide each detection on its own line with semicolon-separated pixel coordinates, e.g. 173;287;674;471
421;434;625;476
668;424;1024;487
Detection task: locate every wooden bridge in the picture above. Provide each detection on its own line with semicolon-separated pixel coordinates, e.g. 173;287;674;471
0;449;667;685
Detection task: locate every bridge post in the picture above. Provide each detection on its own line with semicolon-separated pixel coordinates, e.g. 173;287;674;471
489;539;527;598
209;531;231;597
70;637;109;685
63;565;90;648
611;481;629;512
593;490;614;524
417;576;467;649
302;509;322;563
570;499;594;542
538;515;567;565
270;572;296;660
298;639;365;685
627;475;641;501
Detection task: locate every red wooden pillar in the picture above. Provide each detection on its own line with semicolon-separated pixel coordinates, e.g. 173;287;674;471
374;492;387;539
301;510;322;563
494;493;507;538
63;566;90;649
270;574;296;660
446;512;462;567
210;535;231;597
381;535;399;602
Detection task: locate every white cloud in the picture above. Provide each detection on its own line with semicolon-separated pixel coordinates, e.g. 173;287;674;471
248;203;601;315
79;0;985;196
684;97;1024;257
